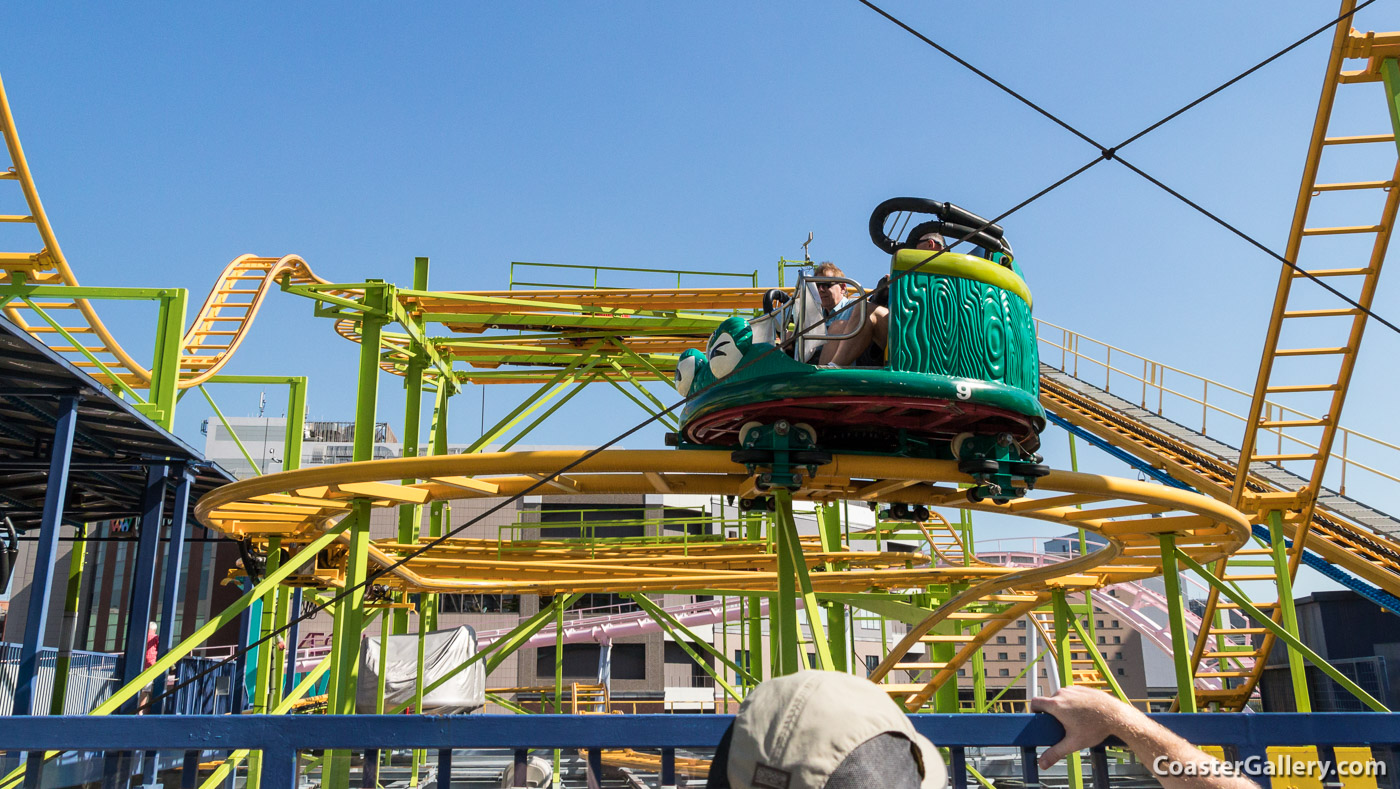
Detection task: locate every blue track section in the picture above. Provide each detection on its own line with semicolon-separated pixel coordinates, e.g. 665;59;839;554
1045;413;1400;617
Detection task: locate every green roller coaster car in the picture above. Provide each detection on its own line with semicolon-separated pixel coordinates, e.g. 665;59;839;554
670;198;1048;504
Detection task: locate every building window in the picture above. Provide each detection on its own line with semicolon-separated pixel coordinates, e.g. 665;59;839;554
539;643;646;680
1017;636;1025;644
1111;620;1119;628
106;541;130;651
1113;636;1121;644
997;652;1008;660
1016;620;1025;628
998;669;1010;677
1116;668;1125;676
85;527;109;648
995;636;1006;644
1095;619;1104;628
735;650;752;682
957;669;966;677
1018;652;1026;660
1098;636;1105;645
1114;652;1123;660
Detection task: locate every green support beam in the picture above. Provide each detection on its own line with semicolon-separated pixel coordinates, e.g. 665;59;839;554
246;537;284;789
1267;510;1312;712
198;384;264;475
981;646;1052;712
1065;607;1129;703
772;507;798;676
1159;534;1199;713
146;284;187;429
817;503;849;673
397;263;428;637
1174;550;1387;712
819;593;934;626
745;513;764;684
1051;590;1084;789
465;350;606;452
1381;58;1400;158
325;281;390;789
630;594;758;687
772;489;834;672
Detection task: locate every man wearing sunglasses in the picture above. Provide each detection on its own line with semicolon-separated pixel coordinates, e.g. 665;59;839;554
811;261;888;368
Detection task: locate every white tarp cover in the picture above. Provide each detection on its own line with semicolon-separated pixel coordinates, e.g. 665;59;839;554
357;625;484;714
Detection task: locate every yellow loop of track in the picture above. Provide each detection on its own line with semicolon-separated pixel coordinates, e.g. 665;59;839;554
195;450;1249;705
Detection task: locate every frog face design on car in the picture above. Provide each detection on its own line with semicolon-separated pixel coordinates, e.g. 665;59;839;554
706;316;753;379
674;348;708;397
673;316;755;396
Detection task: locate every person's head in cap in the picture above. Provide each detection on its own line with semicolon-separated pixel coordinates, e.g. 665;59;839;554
707;671;947;789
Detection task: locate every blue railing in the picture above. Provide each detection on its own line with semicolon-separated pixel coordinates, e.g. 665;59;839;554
0;642;240;717
0;643;118;715
3;713;1400;789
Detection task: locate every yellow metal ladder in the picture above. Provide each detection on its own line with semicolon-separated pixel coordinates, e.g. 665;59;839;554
1188;8;1400;711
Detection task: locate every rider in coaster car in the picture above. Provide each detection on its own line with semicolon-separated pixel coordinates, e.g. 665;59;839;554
812;261;887;368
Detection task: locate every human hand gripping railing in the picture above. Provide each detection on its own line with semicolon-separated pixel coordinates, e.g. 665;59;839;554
1036;319;1400;495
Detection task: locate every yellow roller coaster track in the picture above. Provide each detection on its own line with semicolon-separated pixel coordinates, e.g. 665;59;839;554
0;75;338;392
192;449;1250;708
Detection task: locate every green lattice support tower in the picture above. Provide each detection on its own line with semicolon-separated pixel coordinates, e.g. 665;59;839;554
324;281;392;789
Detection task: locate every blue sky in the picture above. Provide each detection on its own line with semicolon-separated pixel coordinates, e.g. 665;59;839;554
3;2;1398;592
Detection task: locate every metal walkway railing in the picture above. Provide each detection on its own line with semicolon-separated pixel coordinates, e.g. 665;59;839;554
1037;320;1400;499
0;644;117;716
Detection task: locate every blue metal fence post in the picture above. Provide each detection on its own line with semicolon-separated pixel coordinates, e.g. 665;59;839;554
12;393;79;716
661;748;676;789
586;748;602;789
1019;746;1040;789
153;465;192;711
181;751;200;789
120;464;168;714
950;748;967;789
137;468;190;789
437;748;453;789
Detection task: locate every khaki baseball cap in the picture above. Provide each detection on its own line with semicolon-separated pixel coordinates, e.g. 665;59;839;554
706;671;948;789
